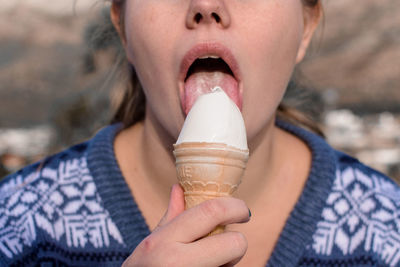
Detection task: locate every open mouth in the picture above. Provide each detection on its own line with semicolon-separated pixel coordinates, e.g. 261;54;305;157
180;44;241;115
185;57;234;81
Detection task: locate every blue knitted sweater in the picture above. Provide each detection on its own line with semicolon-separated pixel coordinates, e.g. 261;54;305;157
1;121;399;266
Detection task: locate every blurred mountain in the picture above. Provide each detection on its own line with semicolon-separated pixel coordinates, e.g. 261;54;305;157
0;1;399;179
298;0;400;114
0;1;120;149
1;0;398;130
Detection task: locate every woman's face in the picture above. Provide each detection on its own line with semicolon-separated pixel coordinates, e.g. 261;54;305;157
113;0;319;143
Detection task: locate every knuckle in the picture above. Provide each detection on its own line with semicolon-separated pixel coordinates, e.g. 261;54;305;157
128;234;183;266
139;235;157;253
200;199;227;221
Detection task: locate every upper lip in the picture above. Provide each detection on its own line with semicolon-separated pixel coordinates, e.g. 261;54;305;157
179;42;241;84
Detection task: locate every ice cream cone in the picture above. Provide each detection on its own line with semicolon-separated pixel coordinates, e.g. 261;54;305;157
173;142;249;235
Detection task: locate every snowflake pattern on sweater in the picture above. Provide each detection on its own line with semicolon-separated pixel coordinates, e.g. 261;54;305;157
0;156;124;259
1;123;400;266
312;165;400;266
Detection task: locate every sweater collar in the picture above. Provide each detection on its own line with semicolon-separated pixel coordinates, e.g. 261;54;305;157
86;123;151;252
87;121;337;265
266;120;337;266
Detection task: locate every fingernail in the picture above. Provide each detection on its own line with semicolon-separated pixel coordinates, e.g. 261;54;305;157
248;209;252;218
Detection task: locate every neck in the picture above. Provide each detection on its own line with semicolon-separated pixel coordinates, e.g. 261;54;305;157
234;116;280;205
114;110;180;228
117;112;285;207
116;111;311;238
140;110;179;201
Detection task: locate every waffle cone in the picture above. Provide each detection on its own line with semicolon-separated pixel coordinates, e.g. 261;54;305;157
173;142;249;235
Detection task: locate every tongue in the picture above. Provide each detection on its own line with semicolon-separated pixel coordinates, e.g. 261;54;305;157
183;71;239;115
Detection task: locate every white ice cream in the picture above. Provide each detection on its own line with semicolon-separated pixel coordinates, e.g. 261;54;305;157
176;87;248;150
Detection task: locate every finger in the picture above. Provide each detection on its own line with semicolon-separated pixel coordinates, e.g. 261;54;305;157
221;256;244;267
157;184;185;228
184;231;248;267
160;197;250;243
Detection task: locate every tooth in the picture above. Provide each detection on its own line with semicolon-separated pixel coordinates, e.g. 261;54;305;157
198;55;220;59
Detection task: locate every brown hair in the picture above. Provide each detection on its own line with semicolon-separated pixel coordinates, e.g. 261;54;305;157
110;0;324;137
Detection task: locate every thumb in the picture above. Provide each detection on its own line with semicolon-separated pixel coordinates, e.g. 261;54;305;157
157;184;185;228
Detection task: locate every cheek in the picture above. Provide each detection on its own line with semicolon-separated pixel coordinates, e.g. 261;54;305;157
239;2;304;139
124;2;181;68
122;2;185;138
124;4;161;75
124;4;172;97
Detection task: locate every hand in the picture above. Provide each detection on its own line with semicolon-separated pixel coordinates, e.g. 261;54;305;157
122;184;250;267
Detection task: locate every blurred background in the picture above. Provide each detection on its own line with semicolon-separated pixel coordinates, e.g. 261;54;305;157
0;0;399;181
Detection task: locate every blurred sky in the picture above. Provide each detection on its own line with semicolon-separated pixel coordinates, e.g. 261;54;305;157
0;0;97;15
1;0;399;127
1;0;399;134
0;0;399;178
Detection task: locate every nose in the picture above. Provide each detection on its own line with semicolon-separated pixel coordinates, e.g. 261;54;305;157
186;0;231;29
